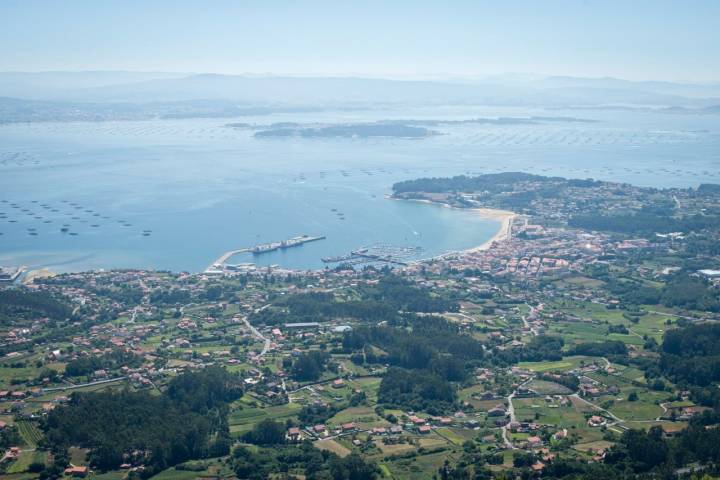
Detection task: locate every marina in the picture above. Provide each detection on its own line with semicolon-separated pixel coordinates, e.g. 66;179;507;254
322;244;423;267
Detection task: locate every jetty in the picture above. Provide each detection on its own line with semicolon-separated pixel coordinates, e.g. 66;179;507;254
206;235;325;273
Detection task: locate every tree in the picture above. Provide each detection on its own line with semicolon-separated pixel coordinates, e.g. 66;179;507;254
330;453;378;480
242;419;286;445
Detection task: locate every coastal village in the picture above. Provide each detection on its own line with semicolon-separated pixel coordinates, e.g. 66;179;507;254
0;173;719;479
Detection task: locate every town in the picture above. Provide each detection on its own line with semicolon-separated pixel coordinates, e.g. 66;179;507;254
0;173;719;479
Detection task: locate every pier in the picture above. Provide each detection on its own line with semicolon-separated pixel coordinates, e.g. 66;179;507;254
321;244;421;267
206;235;325;273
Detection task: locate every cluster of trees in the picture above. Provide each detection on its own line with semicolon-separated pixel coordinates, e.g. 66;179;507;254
290;351;330;381
569;211;720;235
64;350;141;377
607;272;719;312
251;275;457;327
363;275;458;313
148;287;191;305
343;315;482;371
494;336;565;364
298;403;340;425
603;421;720;474
232;442;378;480
42;366;242;477
259;291;398;325
567;340;628;358
241;418;287;445
538;372;579;392
0;289;72;325
661;323;720;387
660;274;720;312
378;367;456;414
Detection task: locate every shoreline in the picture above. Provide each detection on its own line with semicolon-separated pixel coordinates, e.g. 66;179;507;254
466;207;517;252
11;198;514;277
386;195;517;254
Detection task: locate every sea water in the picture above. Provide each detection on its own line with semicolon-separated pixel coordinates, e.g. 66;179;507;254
0;105;717;272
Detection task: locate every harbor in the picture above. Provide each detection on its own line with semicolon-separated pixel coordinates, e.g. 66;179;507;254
206;235;325;273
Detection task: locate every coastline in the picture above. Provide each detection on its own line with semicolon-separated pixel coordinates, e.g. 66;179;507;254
466;207;516;252
386;195;516;253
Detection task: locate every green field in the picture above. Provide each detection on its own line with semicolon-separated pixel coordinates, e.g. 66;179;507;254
16;420;43;447
228;402;302;435
518;356;595;373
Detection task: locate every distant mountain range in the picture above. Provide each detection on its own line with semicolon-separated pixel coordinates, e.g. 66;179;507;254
0;71;718;122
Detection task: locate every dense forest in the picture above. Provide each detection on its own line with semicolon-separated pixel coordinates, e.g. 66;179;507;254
289;350;331;381
378;367;456;414
569;212;720;235
392;172;559;194
0;289;73;325
42;367;243;477
233;441;378;480
250;275;457;326
660;323;720;388
343;315;483;371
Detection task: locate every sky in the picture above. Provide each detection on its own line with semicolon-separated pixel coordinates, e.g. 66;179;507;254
1;0;719;82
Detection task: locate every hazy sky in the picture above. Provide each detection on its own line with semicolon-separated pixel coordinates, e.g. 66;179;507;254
1;0;719;82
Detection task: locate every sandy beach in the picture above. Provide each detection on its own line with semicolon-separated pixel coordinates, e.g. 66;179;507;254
387;195;517;253
465;208;517;252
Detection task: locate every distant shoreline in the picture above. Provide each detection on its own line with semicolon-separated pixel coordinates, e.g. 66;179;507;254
386;195;516;253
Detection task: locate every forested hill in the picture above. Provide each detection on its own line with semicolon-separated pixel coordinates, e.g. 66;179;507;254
391;172;564;194
391;172;720;238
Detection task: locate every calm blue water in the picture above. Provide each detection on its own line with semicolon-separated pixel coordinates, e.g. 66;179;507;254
0;105;718;272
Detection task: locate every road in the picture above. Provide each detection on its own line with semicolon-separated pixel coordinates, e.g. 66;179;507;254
501;378;533;449
42;376;127;393
522;303;543;336
206;248;251;273
570;393;626;432
243;305;271;356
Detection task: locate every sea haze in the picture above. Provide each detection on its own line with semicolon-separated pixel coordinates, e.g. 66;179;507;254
0;105;718;273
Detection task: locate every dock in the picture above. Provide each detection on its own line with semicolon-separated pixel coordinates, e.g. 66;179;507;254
206;235;325;273
321;244;420;267
250;235;325;255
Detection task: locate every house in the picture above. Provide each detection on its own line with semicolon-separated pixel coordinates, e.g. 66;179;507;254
488;405;507;417
372;427;387;435
341;422;355;432
287;427;301;442
64;466;89;477
332;379;344;389
418;425;432;434
527;436;543;448
408;415;426;425
587;415;606;427
2;447;21;462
